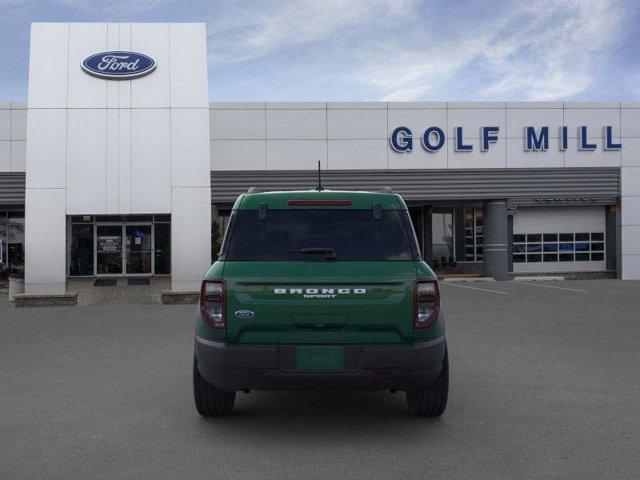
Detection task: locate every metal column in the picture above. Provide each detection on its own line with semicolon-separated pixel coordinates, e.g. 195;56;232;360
483;200;509;280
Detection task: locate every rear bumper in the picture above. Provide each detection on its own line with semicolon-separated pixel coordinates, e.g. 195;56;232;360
194;336;446;392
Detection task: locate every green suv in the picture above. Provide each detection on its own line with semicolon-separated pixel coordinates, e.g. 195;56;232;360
193;189;448;416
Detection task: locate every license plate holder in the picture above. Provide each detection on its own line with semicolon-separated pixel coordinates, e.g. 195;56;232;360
296;346;343;371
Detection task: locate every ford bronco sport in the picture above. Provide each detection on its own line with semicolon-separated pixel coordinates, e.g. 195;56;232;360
193;189;448;416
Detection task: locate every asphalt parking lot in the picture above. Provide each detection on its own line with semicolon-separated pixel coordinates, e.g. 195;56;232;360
1;279;639;480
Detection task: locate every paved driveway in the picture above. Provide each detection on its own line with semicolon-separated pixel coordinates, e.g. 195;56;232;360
1;280;639;479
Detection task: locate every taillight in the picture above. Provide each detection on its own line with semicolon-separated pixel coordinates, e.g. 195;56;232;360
414;280;440;329
200;280;226;329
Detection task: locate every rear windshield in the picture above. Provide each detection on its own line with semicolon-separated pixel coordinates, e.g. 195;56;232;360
223;209;417;261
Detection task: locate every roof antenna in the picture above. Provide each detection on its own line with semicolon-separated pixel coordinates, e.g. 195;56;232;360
316;160;324;191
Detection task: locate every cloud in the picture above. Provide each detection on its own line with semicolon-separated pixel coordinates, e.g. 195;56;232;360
207;0;414;66
359;0;629;101
207;0;633;101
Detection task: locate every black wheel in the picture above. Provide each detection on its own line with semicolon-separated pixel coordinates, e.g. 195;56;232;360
406;348;448;417
193;357;236;416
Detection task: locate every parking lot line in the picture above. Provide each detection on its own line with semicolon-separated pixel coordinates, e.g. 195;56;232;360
441;282;509;295
513;281;588;293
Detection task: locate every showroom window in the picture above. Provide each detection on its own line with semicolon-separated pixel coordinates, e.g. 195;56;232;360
513;232;605;263
68;214;171;276
0;211;25;275
463;208;483;262
432;209;454;259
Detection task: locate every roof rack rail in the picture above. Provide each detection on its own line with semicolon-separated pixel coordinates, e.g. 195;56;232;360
247;186;260;194
379;186;394;194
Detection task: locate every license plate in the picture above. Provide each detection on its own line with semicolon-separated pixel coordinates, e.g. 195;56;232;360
296;346;343;371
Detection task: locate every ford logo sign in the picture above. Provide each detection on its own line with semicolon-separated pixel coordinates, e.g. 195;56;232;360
82;51;156;80
234;309;255;319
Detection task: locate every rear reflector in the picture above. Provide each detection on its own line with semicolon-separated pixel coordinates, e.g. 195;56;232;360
286;199;353;207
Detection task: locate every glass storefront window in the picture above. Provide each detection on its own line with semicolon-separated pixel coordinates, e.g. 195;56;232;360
68;215;172;277
0;212;7;274
462;207;483;262
432;211;454;259
8;212;25;274
69;224;94;276
154;223;171;274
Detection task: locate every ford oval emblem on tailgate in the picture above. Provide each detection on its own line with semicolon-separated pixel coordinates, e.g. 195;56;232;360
234;309;255;319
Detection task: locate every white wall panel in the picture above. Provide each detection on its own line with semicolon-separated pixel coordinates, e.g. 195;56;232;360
24;188;66;294
10;141;26;172
621;138;640;167
105;108;119;213
621;225;640;255
66;109;107;214
446;138;506;169
210;109;265;139
266;109;326;139
106;23;119;108
564;107;620;138
267;102;325;110
621;255;640;279
387;108;447;138
266;140;327;170
327;109;386;139
0;110;9;140
171;108;210;186
564;144;620;168
171;186;211;291
118;23;132;109
328;140;387;169
447;108;506;140
506;138;565;168
117;109;132;213
388;102;445;109
67;23;108;109
329;102;387;110
0;141;9;171
28;23;68;108
10;109;27;140
506;108;563;138
621;166;640;196
211;140;265;170
621;195;640;226
25;109;67;189
169;23;208;108
130;108;171;212
388;145;445;169
621;108;640;138
131;23;170;108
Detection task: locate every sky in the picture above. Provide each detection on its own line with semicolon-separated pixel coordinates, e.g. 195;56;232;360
1;0;639;102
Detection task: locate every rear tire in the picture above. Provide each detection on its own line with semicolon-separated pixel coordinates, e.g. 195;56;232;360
193;357;236;416
406;348;448;417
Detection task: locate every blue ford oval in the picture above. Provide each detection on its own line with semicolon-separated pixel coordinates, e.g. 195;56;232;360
82;51;156;80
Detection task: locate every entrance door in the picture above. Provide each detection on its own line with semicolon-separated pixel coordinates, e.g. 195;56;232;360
96;225;124;275
125;225;152;275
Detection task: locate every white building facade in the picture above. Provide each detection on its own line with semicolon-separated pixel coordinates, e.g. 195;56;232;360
1;22;639;294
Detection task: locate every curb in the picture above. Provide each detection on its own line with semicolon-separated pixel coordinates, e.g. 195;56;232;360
442;277;496;283
514;276;565;282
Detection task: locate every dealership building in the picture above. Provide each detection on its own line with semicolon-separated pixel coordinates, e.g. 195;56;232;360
1;22;640;297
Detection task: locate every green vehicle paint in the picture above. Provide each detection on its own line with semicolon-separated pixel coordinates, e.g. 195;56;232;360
196;190;444;345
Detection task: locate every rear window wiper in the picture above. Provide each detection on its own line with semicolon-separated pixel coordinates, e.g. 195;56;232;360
287;247;336;260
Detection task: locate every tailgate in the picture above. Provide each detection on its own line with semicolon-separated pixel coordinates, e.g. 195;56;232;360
224;261;417;344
